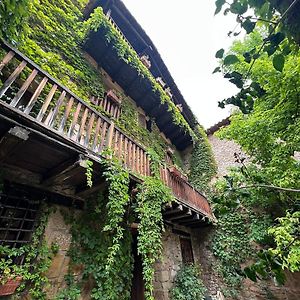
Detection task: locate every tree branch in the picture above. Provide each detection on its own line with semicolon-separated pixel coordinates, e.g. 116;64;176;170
235;184;300;193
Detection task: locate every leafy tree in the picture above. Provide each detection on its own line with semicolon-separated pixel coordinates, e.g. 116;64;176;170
212;27;300;286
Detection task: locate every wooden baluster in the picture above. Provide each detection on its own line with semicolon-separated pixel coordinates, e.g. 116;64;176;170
132;144;136;172
0;51;15;72
85;112;95;147
46;90;67;127
103;97;107;111
76;107;89;143
36;84;58;121
143;152;147;176
139;148;143;175
118;134;123;160
124;138;128;168
106;100;111;115
10;69;38;107
58;97;74;132
0;60;27;98
99;122;108;151
99;98;103;107
68;101;81;137
113;130;119;156
105;122;115;149
146;156;150;176
127;141;132;169
92;117;102;152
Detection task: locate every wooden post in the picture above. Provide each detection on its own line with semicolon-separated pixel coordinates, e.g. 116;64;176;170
105;122;115;149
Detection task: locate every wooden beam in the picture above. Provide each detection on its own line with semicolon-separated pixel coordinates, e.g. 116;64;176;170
76;179;107;198
163;204;183;216
167;208;192;221
42;155;87;186
0;126;29;162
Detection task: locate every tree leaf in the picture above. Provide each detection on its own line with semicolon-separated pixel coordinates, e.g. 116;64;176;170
244;267;257;282
212;66;221;74
230;1;248;14
215;0;226;15
223;54;240;65
215;48;225;58
273;54;285;72
242;19;256;34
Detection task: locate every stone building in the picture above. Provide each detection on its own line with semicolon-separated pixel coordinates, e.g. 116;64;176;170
0;1;216;299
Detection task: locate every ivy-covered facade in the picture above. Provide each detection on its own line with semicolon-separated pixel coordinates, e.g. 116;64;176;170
0;1;217;299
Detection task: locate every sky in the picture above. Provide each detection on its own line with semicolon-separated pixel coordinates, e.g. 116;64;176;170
121;0;241;129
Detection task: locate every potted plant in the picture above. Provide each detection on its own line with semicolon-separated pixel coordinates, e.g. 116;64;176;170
0;276;22;296
140;54;151;69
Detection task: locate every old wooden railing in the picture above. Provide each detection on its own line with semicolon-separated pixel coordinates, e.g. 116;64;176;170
0;41;213;220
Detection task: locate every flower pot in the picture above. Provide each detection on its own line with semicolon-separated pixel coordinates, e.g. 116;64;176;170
0;276;22;296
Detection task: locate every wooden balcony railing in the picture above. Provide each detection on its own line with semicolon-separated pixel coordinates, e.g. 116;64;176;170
0;41;150;177
0;41;213;220
160;167;213;219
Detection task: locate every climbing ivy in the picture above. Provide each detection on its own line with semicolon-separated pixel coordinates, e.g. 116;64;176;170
170;264;207;300
135;177;173;299
189;125;217;193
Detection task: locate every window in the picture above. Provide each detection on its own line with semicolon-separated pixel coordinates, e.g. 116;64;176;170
0;192;40;248
180;237;194;264
138;112;147;128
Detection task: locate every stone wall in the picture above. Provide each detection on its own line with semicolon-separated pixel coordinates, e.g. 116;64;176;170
153;225;208;300
44;206;73;298
207;134;246;178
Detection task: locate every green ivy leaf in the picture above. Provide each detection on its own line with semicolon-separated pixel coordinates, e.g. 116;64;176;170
273;54;285;72
215;48;225;58
215;0;226;15
223;54;240;65
242;19;256;34
230;1;248;14
212;66;221;74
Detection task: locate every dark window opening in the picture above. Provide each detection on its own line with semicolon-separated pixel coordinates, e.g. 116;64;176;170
0;193;40;249
146;119;152;132
180;237;194;264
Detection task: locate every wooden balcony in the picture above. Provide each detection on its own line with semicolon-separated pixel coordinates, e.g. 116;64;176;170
0;41;215;224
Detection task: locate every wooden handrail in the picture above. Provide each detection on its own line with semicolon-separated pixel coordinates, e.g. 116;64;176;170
0;41;213;219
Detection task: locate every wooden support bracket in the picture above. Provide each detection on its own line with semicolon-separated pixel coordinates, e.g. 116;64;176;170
42;154;87;186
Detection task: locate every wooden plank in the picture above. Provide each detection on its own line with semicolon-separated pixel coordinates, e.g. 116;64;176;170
124;137;128;167
68;101;82;137
0;51;15;72
46;90;67;127
76;107;89;143
76;180;106;197
36;84;58;121
84;112;95;147
99;121;108;151
58;97;74;132
105;122;115;149
118;133;123;160
132;143;136;172
42;155;84;186
113;130;119;155
92;117;102;152
0;60;27;98
10;69;38;107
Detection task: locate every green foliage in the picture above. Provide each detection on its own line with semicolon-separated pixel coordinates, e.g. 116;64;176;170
0;0;30;43
55;274;81;300
85;7;196;140
0;205;56;299
84;159;94;188
170;264;207;300
135;176;173;300
18;0;104;102
189;126;217;193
